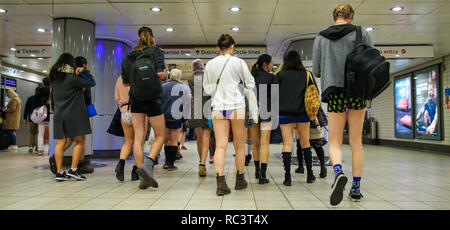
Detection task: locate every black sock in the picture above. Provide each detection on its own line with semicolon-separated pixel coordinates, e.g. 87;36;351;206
119;159;125;165
132;165;137;171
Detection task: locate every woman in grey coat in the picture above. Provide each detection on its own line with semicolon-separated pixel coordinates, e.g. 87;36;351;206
49;53;96;182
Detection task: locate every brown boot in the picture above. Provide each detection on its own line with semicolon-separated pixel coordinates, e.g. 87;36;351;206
199;164;207;177
216;175;231;196
235;172;248;190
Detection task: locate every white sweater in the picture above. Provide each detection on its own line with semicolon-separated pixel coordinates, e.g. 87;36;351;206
203;54;255;110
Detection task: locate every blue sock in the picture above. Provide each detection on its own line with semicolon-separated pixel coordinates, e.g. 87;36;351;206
351;177;361;193
333;164;343;175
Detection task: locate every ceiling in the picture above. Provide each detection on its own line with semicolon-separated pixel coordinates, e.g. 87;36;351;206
0;0;449;76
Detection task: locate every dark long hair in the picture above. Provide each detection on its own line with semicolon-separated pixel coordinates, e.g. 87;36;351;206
251;54;272;76
217;34;235;51
49;53;75;82
282;50;305;71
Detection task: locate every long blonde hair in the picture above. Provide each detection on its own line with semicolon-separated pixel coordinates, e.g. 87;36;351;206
7;90;21;104
133;26;156;51
333;3;354;21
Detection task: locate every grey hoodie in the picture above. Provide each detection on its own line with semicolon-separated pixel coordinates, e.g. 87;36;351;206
312;24;373;102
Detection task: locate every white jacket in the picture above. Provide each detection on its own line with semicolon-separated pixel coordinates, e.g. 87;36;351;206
203;54;255;110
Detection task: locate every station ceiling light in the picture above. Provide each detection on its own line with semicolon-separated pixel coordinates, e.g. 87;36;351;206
231;26;240;32
166;27;174;32
151;7;162;12
391;6;404;12
38;57;43;60
0;9;7;13
230;6;241;12
43;70;47;73
22;64;27;67
31;54;35;57
366;27;374;32
36;28;48;33
10;47;16;51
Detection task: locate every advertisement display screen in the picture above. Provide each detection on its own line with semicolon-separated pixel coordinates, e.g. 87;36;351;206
413;65;441;140
394;75;414;138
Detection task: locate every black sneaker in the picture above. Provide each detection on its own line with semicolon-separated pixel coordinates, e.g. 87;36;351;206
154;156;159;166
67;169;86;181
176;154;183;161
167;164;178;171
330;172;348;206
55;172;71;182
348;191;364;202
115;161;125;182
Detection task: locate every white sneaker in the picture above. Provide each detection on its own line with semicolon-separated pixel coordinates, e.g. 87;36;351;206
8;145;18;151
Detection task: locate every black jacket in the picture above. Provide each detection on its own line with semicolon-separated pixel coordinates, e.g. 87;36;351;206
23;95;37;121
78;69;95;106
35;86;51;122
274;69;315;116
254;70;275;113
319;24;356;41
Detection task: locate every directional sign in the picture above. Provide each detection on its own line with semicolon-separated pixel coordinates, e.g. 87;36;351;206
15;45;52;58
160;46;267;59
376;45;434;59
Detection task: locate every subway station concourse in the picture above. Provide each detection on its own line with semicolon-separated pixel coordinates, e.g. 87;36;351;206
0;0;449;212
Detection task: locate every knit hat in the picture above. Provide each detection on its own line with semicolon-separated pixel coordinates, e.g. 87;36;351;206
192;59;204;72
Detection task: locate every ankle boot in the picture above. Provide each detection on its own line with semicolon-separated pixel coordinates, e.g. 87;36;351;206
163;146;169;169
314;146;327;178
198;164;207;177
115;160;125;182
235;172;248;190
282;152;292;186
131;165;139;181
303;148;316;183
295;141;304;174
216;175;231;196
259;163;269;184
254;161;261;179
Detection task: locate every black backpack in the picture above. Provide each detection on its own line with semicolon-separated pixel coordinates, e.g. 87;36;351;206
345;26;390;100
130;48;162;102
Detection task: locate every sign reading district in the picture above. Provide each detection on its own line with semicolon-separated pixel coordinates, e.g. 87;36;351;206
161;46;266;59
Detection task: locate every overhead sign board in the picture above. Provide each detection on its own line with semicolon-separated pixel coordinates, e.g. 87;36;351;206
376;45;434;59
161;46;266;59
15;45;52;58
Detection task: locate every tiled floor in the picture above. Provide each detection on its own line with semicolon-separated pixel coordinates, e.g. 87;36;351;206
0;142;449;210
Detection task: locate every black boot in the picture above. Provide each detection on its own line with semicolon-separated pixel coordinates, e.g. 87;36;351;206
216;175;231;196
259;163;269;184
295;140;304;174
167;146;178;171
115;159;125;182
254;161;261;179
163;146;169;169
131;165;139;181
303;148;316;183
282;152;292;186
245;154;252;166
314;146;327;178
82;156;94;174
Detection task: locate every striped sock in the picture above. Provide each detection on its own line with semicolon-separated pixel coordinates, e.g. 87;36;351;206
351;177;361;193
333;164;343;175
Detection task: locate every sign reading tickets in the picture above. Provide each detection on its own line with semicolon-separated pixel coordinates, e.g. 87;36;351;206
376;45;434;59
15;45;52;58
161;46;266;59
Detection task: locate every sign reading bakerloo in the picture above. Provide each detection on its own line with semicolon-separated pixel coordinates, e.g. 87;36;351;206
160;46;267;59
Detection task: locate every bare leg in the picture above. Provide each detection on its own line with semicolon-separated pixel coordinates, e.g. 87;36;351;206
200;128;211;164
212;111;230;176
249;124;261;161
328;112;347;166
148;114;166;160
55;139;67;173
295;122;310;149
195;127;203;160
260;121;272;164
230;109;246;174
71;135;86;169
120;119;134;160
131;113;147;167
347;109;366;177
280;124;294;152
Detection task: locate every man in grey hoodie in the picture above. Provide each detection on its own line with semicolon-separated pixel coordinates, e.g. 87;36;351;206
312;3;374;206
